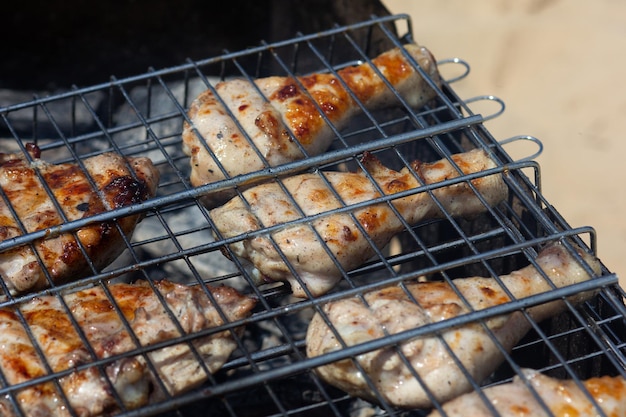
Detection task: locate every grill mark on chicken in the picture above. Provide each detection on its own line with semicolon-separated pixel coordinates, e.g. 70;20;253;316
0;144;159;295
254;110;292;152
427;368;626;417
105;176;152;208
0;280;256;417
272;75;350;143
210;148;508;297
305;243;602;409
182;43;441;208
357;208;388;232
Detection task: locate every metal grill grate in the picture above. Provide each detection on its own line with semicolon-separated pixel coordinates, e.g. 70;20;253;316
1;14;625;417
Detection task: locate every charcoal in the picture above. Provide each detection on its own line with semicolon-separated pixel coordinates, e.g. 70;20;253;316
0;88;105;138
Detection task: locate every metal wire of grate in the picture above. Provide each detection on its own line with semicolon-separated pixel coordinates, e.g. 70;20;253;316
0;13;624;417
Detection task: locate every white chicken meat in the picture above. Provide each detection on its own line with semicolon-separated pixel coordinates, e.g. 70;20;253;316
210;148;508;297
0;280;256;417
305;242;602;409
182;43;441;208
428;368;626;417
0;144;159;295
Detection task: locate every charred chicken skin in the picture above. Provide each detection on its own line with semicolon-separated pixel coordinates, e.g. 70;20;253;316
0;280;256;417
210;148;508;297
0;144;159;295
182;43;441;208
427;368;626;417
305;243;602;409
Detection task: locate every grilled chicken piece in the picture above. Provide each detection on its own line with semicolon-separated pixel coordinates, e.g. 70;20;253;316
211;148;508;297
428;368;626;417
0;144;159;295
305;243;602;409
0;280;256;417
182;43;441;208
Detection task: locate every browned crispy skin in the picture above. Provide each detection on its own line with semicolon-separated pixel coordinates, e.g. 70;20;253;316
0;280;256;417
0;144;159;295
182;43;441;208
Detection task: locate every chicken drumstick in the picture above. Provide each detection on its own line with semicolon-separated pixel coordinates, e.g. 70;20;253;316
182;43;441;208
305;242;602;409
427;368;626;417
210;148;507;297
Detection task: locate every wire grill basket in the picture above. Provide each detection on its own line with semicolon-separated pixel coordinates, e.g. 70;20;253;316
1;14;625;417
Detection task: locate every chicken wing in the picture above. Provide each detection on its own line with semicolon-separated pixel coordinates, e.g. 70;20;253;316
210;148;508;297
0;280;256;417
182;43;441;208
0;144;159;295
427;368;626;417
305;242;602;409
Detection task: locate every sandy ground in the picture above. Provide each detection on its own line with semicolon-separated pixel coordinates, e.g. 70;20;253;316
384;0;626;288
